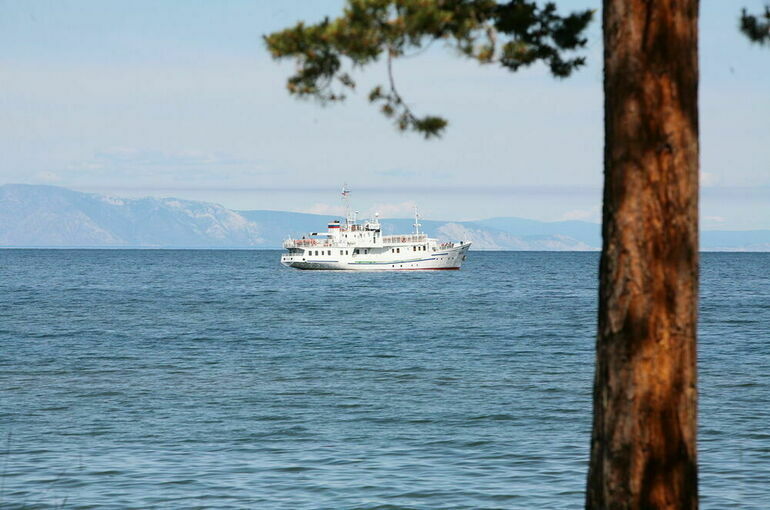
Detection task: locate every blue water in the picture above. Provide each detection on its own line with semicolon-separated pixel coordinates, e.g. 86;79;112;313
1;250;768;509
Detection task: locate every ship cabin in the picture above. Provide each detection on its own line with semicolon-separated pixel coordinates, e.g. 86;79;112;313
280;188;470;270
282;216;460;261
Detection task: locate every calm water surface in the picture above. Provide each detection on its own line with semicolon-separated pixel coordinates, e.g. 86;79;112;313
1;250;768;509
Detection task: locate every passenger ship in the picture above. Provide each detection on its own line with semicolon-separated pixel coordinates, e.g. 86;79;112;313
280;188;470;271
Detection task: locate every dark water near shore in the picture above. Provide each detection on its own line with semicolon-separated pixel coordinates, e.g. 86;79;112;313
1;250;768;509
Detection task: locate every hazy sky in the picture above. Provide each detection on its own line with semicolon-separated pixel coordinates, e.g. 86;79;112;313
1;0;768;228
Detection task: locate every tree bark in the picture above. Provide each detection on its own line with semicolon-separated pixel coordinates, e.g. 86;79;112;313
587;1;700;509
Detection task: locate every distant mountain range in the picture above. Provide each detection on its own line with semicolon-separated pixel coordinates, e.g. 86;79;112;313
1;184;768;251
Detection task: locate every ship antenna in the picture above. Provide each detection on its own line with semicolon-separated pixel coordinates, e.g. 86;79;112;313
413;206;421;235
341;184;351;227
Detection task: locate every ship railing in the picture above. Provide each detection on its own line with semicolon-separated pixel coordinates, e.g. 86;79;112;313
381;234;428;244
283;239;335;248
439;242;455;249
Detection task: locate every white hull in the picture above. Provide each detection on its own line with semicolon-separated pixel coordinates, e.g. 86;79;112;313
282;243;469;271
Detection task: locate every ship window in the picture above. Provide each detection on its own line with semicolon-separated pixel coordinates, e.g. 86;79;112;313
413;246;416;251
354;249;359;254
364;249;368;254
327;250;331;255
397;248;400;253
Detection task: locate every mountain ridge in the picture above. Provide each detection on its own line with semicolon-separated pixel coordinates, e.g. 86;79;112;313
1;184;768;251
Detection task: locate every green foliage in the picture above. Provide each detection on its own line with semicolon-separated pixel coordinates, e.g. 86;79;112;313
264;0;593;138
492;2;593;76
741;6;770;45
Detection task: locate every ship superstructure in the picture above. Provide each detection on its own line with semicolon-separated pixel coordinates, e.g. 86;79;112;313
280;187;470;271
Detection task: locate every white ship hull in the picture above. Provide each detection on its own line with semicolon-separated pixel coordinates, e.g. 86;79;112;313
281;242;470;271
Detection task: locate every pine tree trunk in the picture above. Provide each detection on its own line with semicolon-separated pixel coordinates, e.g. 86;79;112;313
587;1;700;508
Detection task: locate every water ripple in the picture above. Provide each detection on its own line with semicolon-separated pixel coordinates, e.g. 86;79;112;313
0;250;768;508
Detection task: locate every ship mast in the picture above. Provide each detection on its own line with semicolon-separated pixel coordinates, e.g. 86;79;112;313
413;206;421;235
341;184;352;228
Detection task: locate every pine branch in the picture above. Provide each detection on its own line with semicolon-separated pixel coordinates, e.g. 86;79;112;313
264;0;594;138
741;6;770;45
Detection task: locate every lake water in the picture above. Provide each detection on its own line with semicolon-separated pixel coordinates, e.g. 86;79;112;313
1;250;768;509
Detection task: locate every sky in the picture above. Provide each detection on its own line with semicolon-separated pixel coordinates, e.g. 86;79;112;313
1;0;768;229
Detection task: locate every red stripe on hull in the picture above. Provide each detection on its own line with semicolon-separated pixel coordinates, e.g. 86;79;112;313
397;267;460;271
